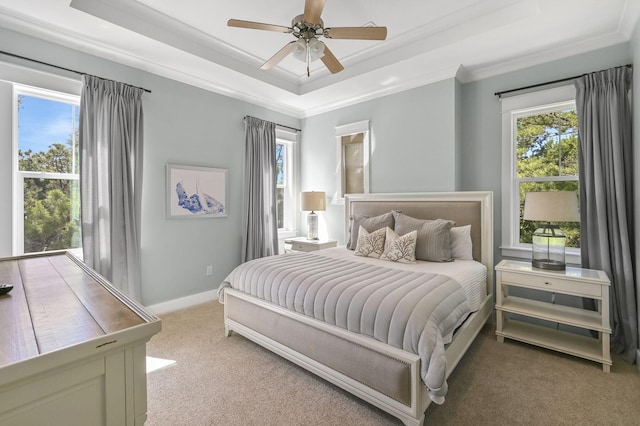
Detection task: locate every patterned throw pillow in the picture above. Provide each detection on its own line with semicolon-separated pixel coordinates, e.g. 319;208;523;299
380;228;417;263
354;226;387;258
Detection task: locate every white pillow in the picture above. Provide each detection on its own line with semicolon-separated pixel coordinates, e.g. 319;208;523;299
450;225;473;260
354;226;386;258
380;227;417;263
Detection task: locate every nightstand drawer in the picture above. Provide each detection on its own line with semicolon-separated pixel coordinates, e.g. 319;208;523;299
291;242;315;251
500;271;602;297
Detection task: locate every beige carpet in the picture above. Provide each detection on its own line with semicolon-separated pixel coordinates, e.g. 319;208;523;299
146;302;640;425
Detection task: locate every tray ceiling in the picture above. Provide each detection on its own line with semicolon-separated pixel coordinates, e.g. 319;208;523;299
0;0;637;117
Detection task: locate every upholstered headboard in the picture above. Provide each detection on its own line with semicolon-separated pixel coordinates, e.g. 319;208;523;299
345;192;494;294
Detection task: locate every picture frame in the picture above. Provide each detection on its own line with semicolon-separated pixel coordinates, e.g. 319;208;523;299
166;164;228;219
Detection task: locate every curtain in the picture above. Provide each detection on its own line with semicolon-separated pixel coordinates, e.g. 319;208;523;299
242;116;278;262
79;75;144;300
575;66;638;363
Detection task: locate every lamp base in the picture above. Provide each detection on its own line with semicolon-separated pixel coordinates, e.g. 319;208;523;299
532;259;566;271
307;211;319;240
531;224;566;271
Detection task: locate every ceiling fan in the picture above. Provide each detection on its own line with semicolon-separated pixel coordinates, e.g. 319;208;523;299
228;0;387;77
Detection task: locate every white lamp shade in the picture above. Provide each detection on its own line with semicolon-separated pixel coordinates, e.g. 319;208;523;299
523;191;580;222
301;191;326;212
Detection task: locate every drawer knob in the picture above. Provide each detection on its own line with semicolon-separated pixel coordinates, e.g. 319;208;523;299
545;281;551;285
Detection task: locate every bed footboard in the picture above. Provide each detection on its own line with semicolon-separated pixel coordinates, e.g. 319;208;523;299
224;289;425;425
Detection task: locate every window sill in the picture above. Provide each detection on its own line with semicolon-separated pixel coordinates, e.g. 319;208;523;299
500;246;581;267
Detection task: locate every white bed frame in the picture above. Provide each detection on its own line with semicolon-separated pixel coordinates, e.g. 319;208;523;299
223;192;493;426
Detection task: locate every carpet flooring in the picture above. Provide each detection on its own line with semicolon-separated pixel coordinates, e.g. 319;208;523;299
145;302;640;425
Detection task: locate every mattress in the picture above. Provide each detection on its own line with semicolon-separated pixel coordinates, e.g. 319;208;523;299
314;246;487;313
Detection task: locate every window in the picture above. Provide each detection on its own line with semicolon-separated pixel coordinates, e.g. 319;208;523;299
501;85;580;262
14;86;81;255
335;120;370;201
275;129;298;235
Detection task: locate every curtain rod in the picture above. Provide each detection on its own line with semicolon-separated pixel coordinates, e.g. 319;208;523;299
494;64;632;98
0;50;152;94
244;115;301;132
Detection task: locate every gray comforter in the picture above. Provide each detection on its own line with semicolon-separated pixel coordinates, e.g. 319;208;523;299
218;252;471;404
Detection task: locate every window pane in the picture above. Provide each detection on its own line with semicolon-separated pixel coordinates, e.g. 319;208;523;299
18;95;79;173
342;133;364;195
276;188;284;229
519;181;580;248
276;143;285;186
275;143;285;229
23;178;81;253
516;110;578;178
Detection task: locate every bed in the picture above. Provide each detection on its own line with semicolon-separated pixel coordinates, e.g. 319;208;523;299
218;192;493;426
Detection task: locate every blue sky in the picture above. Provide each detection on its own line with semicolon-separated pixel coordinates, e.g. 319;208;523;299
18;95;78;154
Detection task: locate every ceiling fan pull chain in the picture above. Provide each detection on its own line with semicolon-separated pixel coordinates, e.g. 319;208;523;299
306;39;311;77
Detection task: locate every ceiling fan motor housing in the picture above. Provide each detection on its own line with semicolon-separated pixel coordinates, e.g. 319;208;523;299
291;14;324;40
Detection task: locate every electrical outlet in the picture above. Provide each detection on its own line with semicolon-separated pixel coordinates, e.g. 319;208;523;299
206;265;213;276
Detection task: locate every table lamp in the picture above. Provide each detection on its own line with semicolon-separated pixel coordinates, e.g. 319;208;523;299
523;191;579;270
301;191;326;240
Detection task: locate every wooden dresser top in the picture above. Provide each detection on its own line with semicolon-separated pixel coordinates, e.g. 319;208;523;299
0;252;157;368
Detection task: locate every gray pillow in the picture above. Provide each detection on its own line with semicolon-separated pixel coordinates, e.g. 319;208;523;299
347;212;394;250
392;211;454;262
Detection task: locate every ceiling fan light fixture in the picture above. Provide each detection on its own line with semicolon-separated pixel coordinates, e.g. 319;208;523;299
292;39;307;62
308;38;325;61
291;38;325;63
228;0;387;75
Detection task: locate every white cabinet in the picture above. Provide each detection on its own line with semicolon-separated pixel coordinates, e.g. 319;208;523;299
495;259;611;372
0;252;161;425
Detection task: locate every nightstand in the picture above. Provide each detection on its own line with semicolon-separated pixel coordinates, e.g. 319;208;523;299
284;237;337;252
495;259;611;372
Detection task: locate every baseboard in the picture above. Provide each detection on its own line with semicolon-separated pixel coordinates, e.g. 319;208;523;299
145;289;219;315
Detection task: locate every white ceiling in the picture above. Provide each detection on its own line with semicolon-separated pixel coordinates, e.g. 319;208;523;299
0;0;638;117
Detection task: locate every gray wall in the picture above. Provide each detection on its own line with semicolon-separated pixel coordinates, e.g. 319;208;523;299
301;43;632;250
0;28;300;306
459;43;632;263
301;78;459;244
2;24;637;320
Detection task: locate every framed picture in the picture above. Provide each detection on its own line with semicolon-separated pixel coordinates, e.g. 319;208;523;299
166;164;228;219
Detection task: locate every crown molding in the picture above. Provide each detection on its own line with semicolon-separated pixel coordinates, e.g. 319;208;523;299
457;32;629;84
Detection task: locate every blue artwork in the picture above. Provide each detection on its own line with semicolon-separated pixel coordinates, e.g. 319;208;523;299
176;181;225;215
168;165;227;218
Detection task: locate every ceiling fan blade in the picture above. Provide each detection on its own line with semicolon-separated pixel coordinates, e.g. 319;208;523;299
228;19;291;33
261;41;297;70
325;27;387;40
303;0;325;25
320;45;344;74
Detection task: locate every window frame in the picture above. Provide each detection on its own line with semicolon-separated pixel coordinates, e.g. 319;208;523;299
500;85;580;264
335;120;370;203
13;84;81;255
275;128;299;238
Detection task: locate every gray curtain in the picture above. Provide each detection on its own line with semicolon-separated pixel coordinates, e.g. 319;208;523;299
79;75;144;300
242;116;278;262
575;66;638;363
